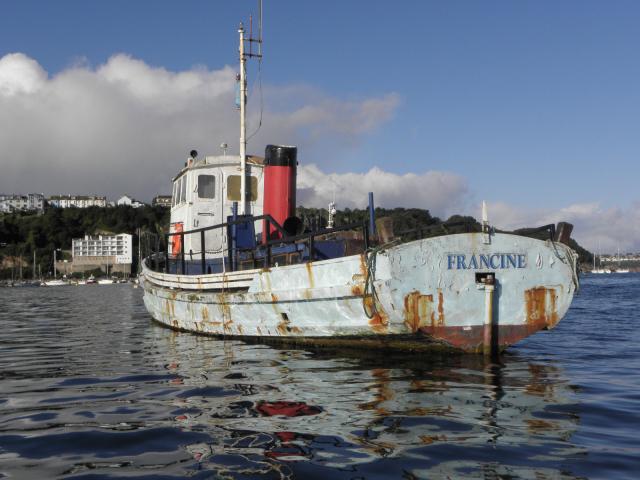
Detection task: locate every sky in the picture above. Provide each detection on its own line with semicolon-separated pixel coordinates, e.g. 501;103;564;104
1;0;639;253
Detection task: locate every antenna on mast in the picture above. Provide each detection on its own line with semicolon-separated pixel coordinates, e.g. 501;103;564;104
238;0;263;215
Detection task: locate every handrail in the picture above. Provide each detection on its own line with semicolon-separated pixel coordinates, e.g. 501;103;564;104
165;214;287;239
152;215;369;275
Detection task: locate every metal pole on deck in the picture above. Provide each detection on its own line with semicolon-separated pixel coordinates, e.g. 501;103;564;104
231;202;238;271
201;230;206;274
483;274;496;357
368;192;376;238
239;24;248;215
180;233;185;275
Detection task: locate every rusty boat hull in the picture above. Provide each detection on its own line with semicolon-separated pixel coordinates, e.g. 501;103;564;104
141;233;578;353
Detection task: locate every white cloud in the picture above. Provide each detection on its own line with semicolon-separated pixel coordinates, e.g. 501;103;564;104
297;164;469;218
0;53;47;96
485;201;640;253
0;53;399;201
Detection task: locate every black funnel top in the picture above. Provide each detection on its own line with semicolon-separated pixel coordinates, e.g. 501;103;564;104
265;145;297;167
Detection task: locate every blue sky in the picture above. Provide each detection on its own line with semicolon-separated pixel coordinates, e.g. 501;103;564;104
1;1;639;250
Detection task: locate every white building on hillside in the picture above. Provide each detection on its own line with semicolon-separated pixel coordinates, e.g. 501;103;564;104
0;193;45;213
152;195;172;208
71;233;133;274
117;195;145;208
48;195;107;208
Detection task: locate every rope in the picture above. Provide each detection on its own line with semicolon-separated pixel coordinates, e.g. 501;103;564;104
362;240;400;319
549;239;581;294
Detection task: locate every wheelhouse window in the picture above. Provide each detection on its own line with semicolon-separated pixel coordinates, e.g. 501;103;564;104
227;175;258;201
198;175;215;199
180;176;187;203
172;181;178;207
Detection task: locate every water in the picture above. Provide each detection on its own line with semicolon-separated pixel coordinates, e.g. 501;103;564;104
1;275;639;479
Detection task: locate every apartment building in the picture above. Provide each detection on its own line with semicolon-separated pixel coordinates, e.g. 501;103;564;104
48;195;107;208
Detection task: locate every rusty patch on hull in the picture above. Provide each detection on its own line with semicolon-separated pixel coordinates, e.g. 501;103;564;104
419;324;538;353
525;287;559;329
276;312;302;336
403;290;445;333
437;289;445;326
403;292;434;333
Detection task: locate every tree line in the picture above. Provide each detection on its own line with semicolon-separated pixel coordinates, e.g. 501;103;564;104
0;204;591;279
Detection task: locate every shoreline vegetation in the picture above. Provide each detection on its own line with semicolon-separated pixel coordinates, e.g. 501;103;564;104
0;205;608;280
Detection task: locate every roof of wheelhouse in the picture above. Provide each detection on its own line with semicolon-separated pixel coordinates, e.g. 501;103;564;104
172;155;265;182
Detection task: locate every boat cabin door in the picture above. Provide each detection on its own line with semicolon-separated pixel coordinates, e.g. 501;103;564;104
190;170;225;261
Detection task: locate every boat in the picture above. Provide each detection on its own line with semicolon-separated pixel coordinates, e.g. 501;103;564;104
139;10;579;355
97;278;114;285
42;279;68;287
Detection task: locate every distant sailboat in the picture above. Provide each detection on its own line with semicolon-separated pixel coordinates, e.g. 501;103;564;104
99;259;114;284
591;251;605;274
615;247;629;273
590;244;610;274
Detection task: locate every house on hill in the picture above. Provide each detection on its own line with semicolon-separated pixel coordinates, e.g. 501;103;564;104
117;195;145;208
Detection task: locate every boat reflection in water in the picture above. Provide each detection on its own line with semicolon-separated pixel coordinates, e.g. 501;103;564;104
155;328;583;479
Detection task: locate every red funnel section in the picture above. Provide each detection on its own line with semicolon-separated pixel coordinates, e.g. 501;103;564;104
263;145;297;242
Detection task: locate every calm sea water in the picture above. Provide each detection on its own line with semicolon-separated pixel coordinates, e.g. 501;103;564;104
1;274;639;479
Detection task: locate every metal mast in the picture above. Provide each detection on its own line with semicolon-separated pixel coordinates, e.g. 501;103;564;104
238;1;262;215
238;23;248;214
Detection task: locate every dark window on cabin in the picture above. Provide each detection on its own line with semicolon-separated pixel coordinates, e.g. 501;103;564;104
198;175;216;199
227;175;258;201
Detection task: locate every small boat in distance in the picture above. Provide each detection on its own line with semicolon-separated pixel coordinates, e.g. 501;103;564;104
139;8;579;355
42;279;68;287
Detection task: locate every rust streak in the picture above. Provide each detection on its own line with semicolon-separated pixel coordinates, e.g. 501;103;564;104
218;292;232;333
305;262;315;289
364;296;389;333
548;290;559;328
358;253;367;278
437;289;445;327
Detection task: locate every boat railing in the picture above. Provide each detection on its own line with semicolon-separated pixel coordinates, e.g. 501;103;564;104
510;224;556;241
397;219;481;241
398;221;560;243
145;214;370;275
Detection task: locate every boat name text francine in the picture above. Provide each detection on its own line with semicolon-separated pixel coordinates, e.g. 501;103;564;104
447;253;526;270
